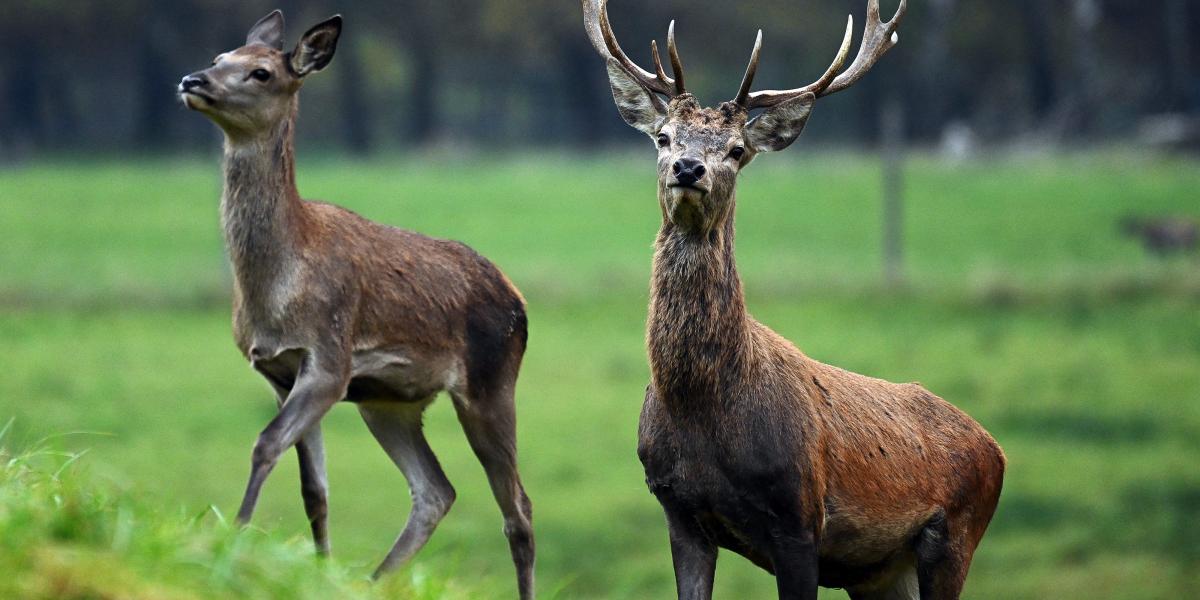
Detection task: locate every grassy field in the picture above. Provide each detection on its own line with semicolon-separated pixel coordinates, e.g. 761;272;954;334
1;151;1198;598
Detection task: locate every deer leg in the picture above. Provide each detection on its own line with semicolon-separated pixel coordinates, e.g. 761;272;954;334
296;424;331;555
662;508;717;600
358;401;456;580
914;511;972;600
847;565;919;600
237;365;345;526
768;526;820;600
270;386;331;556
450;387;536;600
746;500;819;600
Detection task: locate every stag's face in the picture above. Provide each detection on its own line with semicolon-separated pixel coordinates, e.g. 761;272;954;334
179;11;341;141
652;97;748;231
606;60;816;233
587;0;907;234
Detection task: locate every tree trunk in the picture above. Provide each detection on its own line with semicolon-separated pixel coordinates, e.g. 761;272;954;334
880;95;905;288
337;39;371;154
562;36;612;147
134;8;174;149
915;0;956;140
4;31;46;153
1164;0;1193;111
1018;0;1057;121
404;40;438;145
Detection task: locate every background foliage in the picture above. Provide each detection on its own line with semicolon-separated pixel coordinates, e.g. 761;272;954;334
1;0;1198;156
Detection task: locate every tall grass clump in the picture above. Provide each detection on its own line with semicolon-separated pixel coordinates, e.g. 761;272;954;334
0;426;475;600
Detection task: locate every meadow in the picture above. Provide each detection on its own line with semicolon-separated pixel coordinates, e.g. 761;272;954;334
1;150;1198;598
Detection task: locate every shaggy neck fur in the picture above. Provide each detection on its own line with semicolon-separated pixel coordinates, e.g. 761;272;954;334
220;99;305;306
647;198;752;407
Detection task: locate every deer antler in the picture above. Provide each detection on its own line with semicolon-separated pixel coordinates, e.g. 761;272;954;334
583;0;686;97
737;0;907;110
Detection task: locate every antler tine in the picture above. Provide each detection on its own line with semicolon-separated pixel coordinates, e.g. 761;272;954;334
667;20;686;95
734;30;763;107
743;15;852;109
651;40;670;83
741;0;906;110
822;0;907;96
806;15;855;97
583;0;679;97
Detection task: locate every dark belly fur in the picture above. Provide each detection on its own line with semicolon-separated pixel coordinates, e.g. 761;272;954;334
680;500;901;590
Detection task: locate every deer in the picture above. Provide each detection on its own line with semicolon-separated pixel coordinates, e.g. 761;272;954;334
581;1;1005;598
177;11;535;598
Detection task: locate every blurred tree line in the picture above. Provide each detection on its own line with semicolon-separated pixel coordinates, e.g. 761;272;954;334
1;0;1197;157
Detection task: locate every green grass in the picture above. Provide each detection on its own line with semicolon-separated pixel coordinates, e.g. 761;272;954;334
0;438;476;600
1;151;1198;598
5;151;1198;305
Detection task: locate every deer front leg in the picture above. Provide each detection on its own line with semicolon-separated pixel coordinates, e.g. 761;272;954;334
270;384;332;556
664;509;717;600
767;524;819;600
295;424;331;555
237;356;347;526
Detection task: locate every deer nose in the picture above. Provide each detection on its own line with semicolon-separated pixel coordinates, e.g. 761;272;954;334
179;73;209;92
672;158;707;187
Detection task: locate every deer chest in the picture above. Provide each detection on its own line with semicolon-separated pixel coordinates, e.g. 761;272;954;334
637;389;813;562
637;422;787;572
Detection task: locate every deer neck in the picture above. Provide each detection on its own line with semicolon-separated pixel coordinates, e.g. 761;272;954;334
647;199;751;407
220;101;306;305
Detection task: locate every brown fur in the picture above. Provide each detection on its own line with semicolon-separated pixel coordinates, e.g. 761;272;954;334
619;88;1004;600
180;12;535;598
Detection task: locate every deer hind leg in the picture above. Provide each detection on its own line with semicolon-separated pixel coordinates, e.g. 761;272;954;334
450;379;536;600
358;400;457;579
913;511;975;600
848;565;919;600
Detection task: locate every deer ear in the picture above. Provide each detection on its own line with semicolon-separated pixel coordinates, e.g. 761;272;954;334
606;58;667;137
744;93;815;153
290;15;342;77
246;10;285;50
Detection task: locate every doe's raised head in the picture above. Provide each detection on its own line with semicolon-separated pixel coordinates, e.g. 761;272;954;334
178;10;342;140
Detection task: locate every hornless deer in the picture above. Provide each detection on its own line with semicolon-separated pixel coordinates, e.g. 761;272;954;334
582;1;1005;598
177;12;535;597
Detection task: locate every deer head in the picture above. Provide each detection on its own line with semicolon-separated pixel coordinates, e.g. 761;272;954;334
584;0;906;233
178;10;342;141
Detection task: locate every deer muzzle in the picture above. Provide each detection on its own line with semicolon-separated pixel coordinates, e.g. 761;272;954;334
178;73;215;108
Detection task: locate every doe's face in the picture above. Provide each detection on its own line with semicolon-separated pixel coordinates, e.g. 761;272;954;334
181;45;299;137
178;11;341;140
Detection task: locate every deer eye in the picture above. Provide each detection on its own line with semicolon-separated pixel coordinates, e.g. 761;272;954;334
729;146;746;161
657;133;670;148
250;69;272;82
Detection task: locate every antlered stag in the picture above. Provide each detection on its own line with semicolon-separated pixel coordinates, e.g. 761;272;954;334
178;12;535;598
581;1;1005;598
